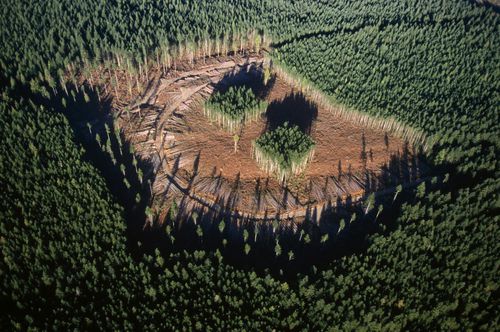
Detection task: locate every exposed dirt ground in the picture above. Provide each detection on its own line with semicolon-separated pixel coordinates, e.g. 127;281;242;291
105;52;423;223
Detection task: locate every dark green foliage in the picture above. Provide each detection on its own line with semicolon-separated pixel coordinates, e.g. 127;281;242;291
0;0;499;330
253;122;315;181
4;0;486;91
0;98;136;328
0;97;297;330
204;86;266;131
298;178;500;330
273;7;499;175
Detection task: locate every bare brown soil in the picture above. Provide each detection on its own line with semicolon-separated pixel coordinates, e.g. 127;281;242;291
101;52;423;223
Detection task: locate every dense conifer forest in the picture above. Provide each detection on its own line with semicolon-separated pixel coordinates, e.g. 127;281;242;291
0;0;498;330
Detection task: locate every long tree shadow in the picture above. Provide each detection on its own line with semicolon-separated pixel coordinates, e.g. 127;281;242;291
52;83;157;260
265;92;318;134
211;61;275;100
133;135;441;281
375;141;431;190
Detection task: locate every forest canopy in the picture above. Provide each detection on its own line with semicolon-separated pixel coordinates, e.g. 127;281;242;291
0;0;498;330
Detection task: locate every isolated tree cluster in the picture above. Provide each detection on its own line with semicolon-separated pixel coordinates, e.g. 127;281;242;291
253;122;315;182
204;86;267;132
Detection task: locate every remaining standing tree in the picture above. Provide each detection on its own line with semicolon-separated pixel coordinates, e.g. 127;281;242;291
393;184;403;202
274;240;282;257
338;219;345;234
320;233;329;244
191;211;199;225
145;206;154;225
218;219;225;234
364;192;376;214
233;134;240;153
375;204;384;222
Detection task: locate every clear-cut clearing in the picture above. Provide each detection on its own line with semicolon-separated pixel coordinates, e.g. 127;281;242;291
104;52;424;223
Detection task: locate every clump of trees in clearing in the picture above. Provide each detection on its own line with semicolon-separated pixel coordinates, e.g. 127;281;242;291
253;122;315;182
204;86;267;132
